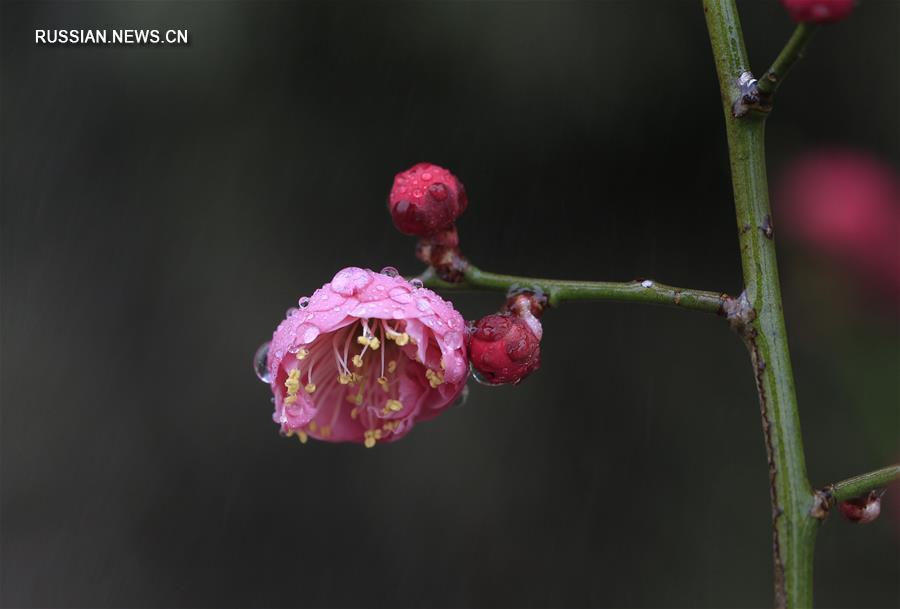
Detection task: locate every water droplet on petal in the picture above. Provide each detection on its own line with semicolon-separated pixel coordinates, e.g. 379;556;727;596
641;280;654;288
392;308;405;319
444;331;463;349
389;286;412;304
298;296;311;309
295;324;320;344
410;278;424;290
416;298;432;312
285;307;298;318
253;342;272;383
380;266;399;278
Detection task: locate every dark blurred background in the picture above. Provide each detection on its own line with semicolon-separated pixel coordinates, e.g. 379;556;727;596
2;1;898;607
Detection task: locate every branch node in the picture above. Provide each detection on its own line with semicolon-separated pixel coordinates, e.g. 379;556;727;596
723;290;756;334
810;486;835;520
733;72;772;118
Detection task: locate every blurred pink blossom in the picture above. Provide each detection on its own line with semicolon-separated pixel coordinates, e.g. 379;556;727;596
776;150;900;304
265;267;468;447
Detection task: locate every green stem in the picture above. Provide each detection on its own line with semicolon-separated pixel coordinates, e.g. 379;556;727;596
703;2;815;608
420;266;728;313
829;465;900;503
757;23;819;97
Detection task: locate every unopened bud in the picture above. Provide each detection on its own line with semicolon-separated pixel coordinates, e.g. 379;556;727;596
838;490;883;524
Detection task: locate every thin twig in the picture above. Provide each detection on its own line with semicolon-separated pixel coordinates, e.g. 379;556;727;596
420;265;729;313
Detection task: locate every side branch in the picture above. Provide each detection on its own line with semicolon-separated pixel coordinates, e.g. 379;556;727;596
757;23;818;98
828;465;900;503
420;265;729;314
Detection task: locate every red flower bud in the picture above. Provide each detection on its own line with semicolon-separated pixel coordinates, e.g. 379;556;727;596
467;312;541;385
838;491;883;524
388;163;468;237
779;0;855;24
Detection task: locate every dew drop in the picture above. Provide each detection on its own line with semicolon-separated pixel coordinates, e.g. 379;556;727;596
641;280;654;288
410;278;424;290
298;296;311;309
254;342;272;383
380;266;399;278
285;307;298;318
302;326;320;343
444;330;463;349
390;287;412;304
416;298;432;312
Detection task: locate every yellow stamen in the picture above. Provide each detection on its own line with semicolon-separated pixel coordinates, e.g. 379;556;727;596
284;395;298;405
298;431;308;444
425;369;444;388
387;360;397;374
305;383;316;393
295;348;309;360
285;369;301;395
352;354;364;368
356;335;369;346
394;332;409;346
374;429;383;439
364;436;376;448
350;407;359;419
338;373;352;385
368;337;380;350
385;399;403;412
309;420;317;431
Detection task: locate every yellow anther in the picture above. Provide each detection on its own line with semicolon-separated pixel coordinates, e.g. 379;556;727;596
350;407;359;419
368;337;380;350
338;373;352;385
354;394;363;405
298;431;308;444
352;354;364;368
425;369;444;388
285;369;301;395
309;420;317;431
320;426;331;438
386;399;403;412
394;333;409;346
351;372;364;384
377;376;389;392
440;358;446;370
284;395;298;405
305;383;316;394
295;348;309;360
374;429;383;440
387;360;397;374
364;436;376;448
356;335;369;346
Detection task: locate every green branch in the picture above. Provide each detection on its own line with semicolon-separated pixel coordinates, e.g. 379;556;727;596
829;465;900;503
757;23;819;98
420;265;728;313
703;1;815;607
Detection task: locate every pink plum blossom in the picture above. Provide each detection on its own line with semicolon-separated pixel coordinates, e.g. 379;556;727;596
265;267;468;447
776;149;900;305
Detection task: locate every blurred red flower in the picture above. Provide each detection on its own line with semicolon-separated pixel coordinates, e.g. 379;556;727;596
776;150;900;306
